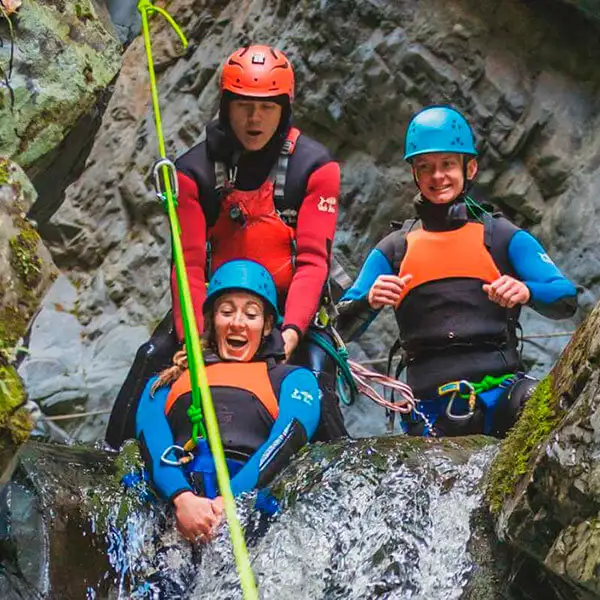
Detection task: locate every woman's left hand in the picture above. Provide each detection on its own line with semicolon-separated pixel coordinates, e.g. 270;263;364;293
282;328;300;361
483;275;530;308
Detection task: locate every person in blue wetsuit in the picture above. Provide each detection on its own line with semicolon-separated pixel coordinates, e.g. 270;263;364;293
337;105;577;438
136;259;320;542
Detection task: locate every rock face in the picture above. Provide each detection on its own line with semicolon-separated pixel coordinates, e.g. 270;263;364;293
488;301;600;598
0;0;122;224
19;0;600;440
0;158;57;475
1;436;509;600
560;0;600;23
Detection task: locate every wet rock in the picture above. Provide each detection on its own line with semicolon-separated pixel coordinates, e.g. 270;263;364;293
489;300;600;598
491;162;546;224
103;0;140;42
0;158;57;476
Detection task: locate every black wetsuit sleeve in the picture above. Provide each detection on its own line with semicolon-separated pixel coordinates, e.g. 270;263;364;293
229;367;321;495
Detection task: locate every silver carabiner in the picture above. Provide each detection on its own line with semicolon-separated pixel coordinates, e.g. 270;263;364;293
160;445;193;467
444;380;476;422
152;158;179;204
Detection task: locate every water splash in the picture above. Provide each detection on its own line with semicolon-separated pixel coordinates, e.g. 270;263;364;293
190;439;498;600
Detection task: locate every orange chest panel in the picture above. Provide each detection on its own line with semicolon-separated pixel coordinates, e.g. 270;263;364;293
398;222;501;303
208;180;295;294
165;362;279;420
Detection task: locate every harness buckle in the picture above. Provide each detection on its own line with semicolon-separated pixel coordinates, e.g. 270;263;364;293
160;445;194;467
152;158;179;208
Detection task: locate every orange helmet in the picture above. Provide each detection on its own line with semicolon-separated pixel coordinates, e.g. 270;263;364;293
221;45;295;102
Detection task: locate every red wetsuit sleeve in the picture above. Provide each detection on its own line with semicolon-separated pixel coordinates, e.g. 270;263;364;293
282;161;340;336
171;171;207;341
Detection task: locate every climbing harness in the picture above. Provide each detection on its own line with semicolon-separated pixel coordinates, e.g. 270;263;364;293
137;2;258;598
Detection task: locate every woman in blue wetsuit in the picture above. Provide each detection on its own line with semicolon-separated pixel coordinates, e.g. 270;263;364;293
337;105;578;438
136;260;320;542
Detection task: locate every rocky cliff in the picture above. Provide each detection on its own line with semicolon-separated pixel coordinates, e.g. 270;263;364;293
15;0;598;440
0;0;122;224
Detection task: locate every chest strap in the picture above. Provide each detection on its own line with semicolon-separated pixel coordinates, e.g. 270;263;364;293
213;127;301;210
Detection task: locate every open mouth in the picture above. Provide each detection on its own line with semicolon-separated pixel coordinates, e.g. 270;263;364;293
247;130;262;137
226;337;247;349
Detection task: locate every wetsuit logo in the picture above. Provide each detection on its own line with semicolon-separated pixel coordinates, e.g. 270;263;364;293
292;388;314;405
317;196;337;214
538;252;555;265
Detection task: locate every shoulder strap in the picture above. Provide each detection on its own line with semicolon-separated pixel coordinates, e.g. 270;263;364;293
390;218;419;274
214;162;227;193
398;218;419;236
483;211;495;250
273;127;301;205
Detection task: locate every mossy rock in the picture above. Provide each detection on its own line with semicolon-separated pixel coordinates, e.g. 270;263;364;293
486;375;559;513
487;301;600;515
0;158;58;469
0;0;121;171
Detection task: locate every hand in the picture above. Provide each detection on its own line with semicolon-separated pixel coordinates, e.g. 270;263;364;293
483;275;530;308
212;496;225;516
367;274;413;310
173;491;223;542
281;328;300;361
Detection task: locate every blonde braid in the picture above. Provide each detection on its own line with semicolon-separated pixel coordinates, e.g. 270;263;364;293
150;348;189;396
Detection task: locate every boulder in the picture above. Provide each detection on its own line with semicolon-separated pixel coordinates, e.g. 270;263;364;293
488;300;600;598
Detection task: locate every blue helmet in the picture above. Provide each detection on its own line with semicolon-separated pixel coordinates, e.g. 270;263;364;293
404;105;477;162
204;260;281;323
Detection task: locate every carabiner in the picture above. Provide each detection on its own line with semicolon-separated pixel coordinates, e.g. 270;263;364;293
152;158;179;207
160;445;193;466
441;380;476;422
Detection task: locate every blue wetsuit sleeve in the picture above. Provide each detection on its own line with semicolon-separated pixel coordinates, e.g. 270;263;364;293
336;248;394;340
230;368;321;496
340;248;394;302
508;230;578;319
135;377;193;502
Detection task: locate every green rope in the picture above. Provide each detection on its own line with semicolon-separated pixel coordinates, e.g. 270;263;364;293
459;373;514;398
137;3;258;598
306;330;358;404
464;194;490;223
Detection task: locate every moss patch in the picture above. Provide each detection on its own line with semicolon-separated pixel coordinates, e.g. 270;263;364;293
1;218;45;360
9;228;43;289
0;158;9;185
0;364;32;445
486;376;561;513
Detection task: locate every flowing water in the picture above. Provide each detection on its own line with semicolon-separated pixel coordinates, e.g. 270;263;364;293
0;437;500;600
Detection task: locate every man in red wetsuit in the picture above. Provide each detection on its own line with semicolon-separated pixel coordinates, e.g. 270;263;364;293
106;45;347;447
